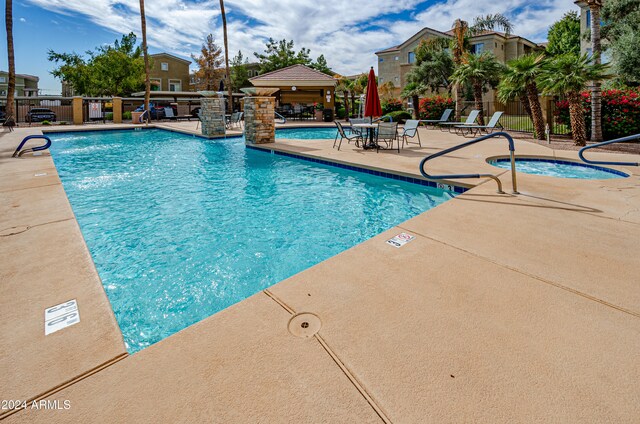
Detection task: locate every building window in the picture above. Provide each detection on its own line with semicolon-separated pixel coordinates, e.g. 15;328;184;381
394;76;399;82
586;48;593;58
161;62;169;71
408;52;415;64
169;79;182;92
471;43;484;54
379;77;384;82
0;90;6;96
379;57;384;62
586;10;591;28
0;77;5;83
495;42;497;48
394;56;399;61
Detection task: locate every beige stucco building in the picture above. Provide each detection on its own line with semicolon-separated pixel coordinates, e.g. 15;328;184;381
149;53;191;92
375;27;541;101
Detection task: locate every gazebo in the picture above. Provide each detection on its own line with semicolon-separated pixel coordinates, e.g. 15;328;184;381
248;64;337;118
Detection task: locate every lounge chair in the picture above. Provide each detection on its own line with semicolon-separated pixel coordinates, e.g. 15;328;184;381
225;112;238;129
454;111;504;137
376;121;399;153
400;120;421;148
163;107;177;120
419;109;452;128
438;110;480;132
333;121;362;150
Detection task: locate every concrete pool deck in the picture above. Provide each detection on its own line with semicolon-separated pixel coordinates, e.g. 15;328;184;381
1;125;639;422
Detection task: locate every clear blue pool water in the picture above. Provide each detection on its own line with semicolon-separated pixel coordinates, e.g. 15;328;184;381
490;158;628;179
276;127;338;140
50;129;455;353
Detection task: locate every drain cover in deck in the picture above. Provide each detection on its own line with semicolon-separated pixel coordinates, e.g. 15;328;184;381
288;312;321;338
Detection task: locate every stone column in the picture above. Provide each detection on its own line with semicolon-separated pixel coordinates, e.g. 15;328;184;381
72;96;83;125
112;97;122;124
200;96;226;137
244;96;275;144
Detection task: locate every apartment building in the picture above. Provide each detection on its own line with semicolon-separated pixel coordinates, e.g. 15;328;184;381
375;27;541;100
149;53;191;92
0;72;39;97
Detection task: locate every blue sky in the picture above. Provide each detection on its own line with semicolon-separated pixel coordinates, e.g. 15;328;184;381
2;0;578;94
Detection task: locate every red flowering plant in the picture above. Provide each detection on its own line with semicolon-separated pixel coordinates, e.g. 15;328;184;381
555;90;640;139
419;96;455;120
382;99;404;114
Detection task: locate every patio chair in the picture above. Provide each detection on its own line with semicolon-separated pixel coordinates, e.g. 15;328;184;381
376;121;399;153
400;120;421;148
454;111;504;137
233;112;244;128
349;117;371;137
225;112;238;129
420;108;453;128
163;107;177;120
438;110;480;132
333;121;362;150
2;115;15;132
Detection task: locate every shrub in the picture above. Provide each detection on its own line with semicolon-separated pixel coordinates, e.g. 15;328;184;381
59;121;68;125
419;96;455;120
386;110;412;124
123;111;132;120
105;112;114;121
41;120;51;125
336;107;346;119
555;89;640;139
382;99;403;114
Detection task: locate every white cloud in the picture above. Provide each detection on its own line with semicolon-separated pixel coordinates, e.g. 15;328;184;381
26;0;577;75
19;17;27;22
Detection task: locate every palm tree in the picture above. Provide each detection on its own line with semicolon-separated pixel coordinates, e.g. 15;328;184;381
451;52;504;125
499;54;546;140
335;76;351;119
219;0;232;114
450;14;513;120
497;78;533;124
5;0;15;123
537;54;609;146
586;0;604;142
401;82;424;119
139;0;150;123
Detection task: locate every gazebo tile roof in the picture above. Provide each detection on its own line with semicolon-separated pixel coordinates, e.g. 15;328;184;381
250;64;335;82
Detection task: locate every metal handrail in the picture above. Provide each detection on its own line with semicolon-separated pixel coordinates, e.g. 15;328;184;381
275;111;286;124
12;135;52;157
419;131;518;194
578;133;640;167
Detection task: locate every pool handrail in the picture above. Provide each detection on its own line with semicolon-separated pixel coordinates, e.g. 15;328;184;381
578;133;640;167
419;131;518;194
12;135;52;158
275;111;286;124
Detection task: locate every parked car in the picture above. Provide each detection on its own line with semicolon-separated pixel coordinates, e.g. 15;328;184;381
26;108;56;123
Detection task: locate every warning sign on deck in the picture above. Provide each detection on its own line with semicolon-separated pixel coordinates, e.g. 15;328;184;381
386;232;415;248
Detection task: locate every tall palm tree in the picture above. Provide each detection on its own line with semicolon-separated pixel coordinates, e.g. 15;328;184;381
5;0;15;123
496;78;533;124
139;0;150;123
335;76;351;119
450;14;513;119
451;52;504;125
586;0;603;142
499;54;546;140
219;0;232;114
537;53;609;146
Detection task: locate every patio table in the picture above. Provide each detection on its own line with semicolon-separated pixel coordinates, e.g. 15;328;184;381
351;123;378;150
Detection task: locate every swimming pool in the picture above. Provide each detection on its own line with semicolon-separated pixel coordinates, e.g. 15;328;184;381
276;127;338;140
490;158;628;179
50;129;455;353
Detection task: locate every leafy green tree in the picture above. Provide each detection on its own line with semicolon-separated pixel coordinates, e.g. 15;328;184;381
546;11;580;57
498;54;546;139
602;0;640;84
230;50;250;91
311;54;332;75
537;54;610;146
451;52;504;125
191;34;224;91
48;33;145;96
254;38;312;73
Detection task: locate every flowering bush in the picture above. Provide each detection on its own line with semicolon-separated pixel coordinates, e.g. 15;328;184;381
382;99;403;114
419;96;455;120
555;89;640;139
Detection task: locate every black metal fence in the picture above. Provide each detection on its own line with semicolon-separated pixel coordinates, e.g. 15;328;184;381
1;97;74;124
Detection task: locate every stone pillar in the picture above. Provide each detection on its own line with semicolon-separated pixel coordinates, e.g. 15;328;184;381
72;96;83;125
244;96;275;144
200;96;226;137
112;97;122;124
